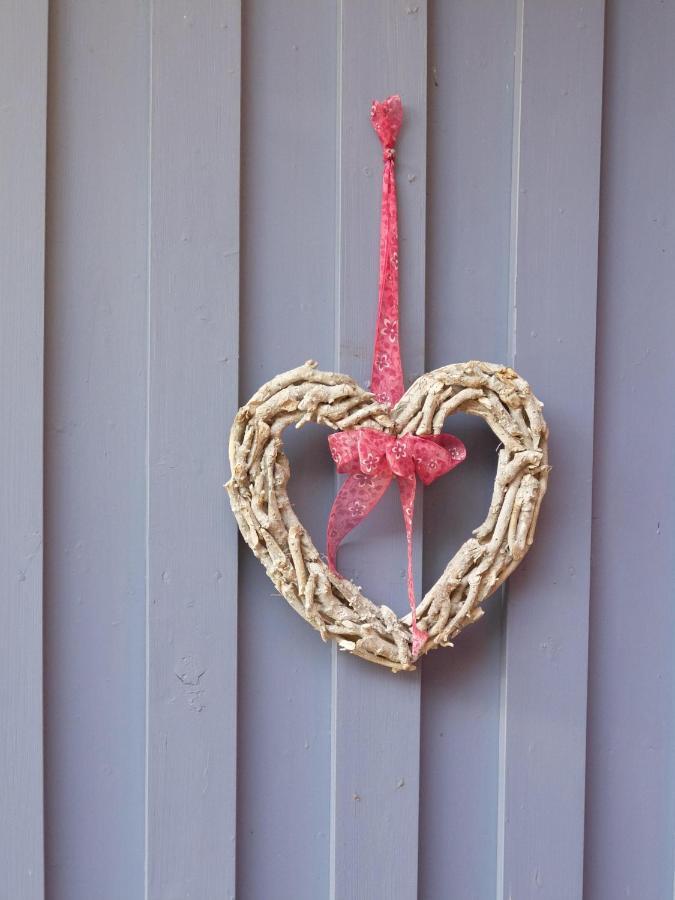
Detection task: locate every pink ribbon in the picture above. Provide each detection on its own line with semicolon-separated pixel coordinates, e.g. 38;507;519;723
327;430;465;656
326;95;466;658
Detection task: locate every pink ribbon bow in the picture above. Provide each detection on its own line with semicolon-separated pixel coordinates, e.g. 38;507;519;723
327;430;466;656
326;95;466;658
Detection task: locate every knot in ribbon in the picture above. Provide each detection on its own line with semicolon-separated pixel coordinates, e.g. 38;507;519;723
328;430;465;486
326;95;466;660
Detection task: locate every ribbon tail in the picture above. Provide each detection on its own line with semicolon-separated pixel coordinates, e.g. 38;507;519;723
327;472;392;572
397;475;428;658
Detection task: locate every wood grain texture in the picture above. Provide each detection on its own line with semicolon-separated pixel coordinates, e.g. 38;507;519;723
584;2;675;897
44;2;149;897
236;3;336;896
23;2;675;894
0;2;48;897
145;2;241;897
420;1;516;895
496;2;605;897
331;1;426;896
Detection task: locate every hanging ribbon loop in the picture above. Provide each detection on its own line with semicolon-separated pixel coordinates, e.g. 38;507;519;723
369;95;404;408
326;95;466;659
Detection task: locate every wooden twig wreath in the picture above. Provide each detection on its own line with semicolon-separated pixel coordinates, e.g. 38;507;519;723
226;359;548;672
226;96;549;671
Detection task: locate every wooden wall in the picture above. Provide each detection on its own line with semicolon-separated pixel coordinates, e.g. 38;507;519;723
2;1;674;898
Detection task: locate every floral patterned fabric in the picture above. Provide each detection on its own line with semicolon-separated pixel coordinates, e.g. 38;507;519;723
327;430;465;656
326;96;466;657
369;94;404;408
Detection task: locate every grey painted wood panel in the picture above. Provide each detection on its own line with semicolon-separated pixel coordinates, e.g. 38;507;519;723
331;3;427;898
15;1;675;893
497;2;605;898
420;1;516;896
236;3;336;897
43;3;149;897
145;3;241;897
584;3;675;897
0;2;48;897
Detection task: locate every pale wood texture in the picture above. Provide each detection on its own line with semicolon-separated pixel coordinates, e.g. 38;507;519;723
0;2;48;897
145;2;241;897
419;2;517;890
44;3;149;896
496;1;605;897
228;360;548;668
584;2;675;897
15;2;675;897
330;1;428;892
235;3;337;896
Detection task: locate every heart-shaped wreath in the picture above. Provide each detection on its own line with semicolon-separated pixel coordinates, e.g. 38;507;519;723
226;97;549;671
227;360;548;671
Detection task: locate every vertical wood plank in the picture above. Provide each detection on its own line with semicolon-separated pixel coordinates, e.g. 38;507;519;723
145;3;241;897
331;3;426;897
236;2;336;897
0;2;48;897
496;2;605;897
584;2;675;897
419;1;517;896
44;2;149;897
